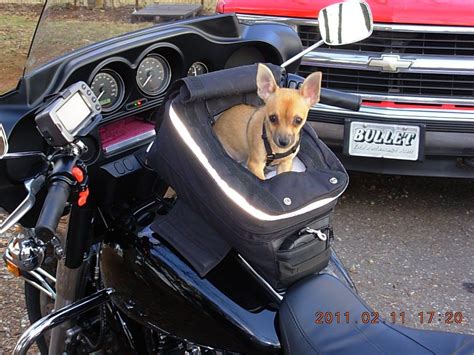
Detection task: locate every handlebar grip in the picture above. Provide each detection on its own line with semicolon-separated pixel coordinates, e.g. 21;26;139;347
320;88;362;111
35;180;70;241
286;74;362;111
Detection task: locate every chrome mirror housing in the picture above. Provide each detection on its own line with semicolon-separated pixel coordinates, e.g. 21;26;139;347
0;123;8;159
318;1;373;46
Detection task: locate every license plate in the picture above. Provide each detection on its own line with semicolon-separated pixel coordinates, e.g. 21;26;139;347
346;121;421;161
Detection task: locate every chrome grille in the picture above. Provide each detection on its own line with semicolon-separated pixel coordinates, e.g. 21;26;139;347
298;25;474;56
299;66;474;98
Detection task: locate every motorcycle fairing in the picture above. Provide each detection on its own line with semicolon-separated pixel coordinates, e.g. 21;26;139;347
279;273;474;354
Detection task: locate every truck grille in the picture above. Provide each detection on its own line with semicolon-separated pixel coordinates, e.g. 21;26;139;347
298;66;474;98
298;25;474;56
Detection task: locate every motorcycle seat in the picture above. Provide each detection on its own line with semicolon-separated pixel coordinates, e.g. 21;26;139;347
278;274;474;354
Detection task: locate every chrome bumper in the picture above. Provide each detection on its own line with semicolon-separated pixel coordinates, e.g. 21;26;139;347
315;103;474;123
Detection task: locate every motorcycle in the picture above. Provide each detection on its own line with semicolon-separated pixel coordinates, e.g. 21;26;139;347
0;1;472;354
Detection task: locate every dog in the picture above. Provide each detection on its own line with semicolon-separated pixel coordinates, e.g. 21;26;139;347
213;63;322;180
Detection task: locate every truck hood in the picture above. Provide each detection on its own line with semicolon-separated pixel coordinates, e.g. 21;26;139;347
219;0;474;27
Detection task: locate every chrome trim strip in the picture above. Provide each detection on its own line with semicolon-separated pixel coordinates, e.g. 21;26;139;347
356;93;474;106
236;14;474;34
28;270;56;299
37;267;56;284
0;123;8;159
237;254;283;303
313;103;474;122
24;279;55;300
372;23;474;34
236;13;318;26
103;129;156;155
301;49;474;75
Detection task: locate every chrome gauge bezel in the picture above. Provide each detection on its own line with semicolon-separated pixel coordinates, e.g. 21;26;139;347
90;69;125;113
136;54;172;97
187;61;209;76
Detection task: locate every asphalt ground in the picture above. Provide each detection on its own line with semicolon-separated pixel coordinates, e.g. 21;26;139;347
0;172;473;353
332;173;473;335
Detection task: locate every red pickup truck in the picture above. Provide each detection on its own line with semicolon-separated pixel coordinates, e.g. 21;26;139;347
216;0;474;178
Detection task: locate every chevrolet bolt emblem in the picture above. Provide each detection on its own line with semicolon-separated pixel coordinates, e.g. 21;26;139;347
368;55;413;72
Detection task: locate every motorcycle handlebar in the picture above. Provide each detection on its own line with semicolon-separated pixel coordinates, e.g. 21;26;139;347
286;73;362;111
35;179;70;241
320;88;362;111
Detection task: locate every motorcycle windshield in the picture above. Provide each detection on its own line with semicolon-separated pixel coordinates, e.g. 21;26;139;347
24;0;215;74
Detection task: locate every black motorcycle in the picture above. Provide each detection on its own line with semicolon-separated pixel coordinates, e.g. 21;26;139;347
0;1;472;354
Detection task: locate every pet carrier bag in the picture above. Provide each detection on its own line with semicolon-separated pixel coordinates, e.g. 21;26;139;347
147;64;348;289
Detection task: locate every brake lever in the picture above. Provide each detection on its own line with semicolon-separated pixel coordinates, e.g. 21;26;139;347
0;175;46;234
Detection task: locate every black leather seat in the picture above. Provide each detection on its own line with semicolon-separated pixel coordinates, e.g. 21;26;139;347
279;274;474;354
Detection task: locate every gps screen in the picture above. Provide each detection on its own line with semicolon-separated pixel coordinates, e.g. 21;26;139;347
56;92;92;132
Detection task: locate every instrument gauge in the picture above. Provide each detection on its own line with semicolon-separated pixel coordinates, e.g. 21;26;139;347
90;70;124;113
136;54;171;96
187;62;209;76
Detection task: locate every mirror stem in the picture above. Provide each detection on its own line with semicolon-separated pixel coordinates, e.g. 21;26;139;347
281;39;324;69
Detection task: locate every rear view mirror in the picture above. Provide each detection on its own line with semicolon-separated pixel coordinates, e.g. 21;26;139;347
0;124;8;159
319;1;373;46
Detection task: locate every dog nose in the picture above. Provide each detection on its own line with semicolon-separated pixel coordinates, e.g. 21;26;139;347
277;137;290;147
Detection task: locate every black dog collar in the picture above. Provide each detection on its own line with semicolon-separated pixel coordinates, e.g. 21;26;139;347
262;122;301;166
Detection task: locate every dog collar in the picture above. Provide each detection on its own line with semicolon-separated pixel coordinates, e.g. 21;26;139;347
262;122;301;166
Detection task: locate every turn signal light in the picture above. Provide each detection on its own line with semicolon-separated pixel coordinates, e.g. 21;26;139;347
5;259;21;277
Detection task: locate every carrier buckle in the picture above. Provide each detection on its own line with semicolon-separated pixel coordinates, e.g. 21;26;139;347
303;227;327;241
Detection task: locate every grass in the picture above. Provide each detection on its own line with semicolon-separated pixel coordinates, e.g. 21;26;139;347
0;13;38;94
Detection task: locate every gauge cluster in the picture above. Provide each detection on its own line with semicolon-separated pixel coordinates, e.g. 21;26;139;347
83;44;212;119
136;54;171;96
90;70;124;112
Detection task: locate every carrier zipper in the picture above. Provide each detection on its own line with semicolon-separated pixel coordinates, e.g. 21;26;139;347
302;227;327;241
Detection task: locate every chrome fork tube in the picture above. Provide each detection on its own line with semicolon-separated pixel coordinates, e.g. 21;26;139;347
47;213;91;355
48;256;87;355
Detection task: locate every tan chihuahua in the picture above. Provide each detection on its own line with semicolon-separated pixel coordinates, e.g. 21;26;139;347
214;64;322;180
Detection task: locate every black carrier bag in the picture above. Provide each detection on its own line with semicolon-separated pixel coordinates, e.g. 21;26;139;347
147;64;348;289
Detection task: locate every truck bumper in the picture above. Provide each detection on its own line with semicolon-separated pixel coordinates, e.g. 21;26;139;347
309;106;474;178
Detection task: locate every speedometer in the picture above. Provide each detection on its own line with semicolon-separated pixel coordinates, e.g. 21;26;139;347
136;54;171;96
90;70;124;112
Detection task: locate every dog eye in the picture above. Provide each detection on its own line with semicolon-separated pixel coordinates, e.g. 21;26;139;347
269;114;278;123
294;116;303;125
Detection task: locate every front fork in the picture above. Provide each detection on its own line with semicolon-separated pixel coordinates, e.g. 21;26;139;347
3;155;94;353
48;205;93;354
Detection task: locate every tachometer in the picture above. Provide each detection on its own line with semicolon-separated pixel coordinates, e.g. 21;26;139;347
90;70;124;113
136;54;171;96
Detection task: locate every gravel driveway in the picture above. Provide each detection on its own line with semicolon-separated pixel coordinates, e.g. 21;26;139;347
0;172;472;353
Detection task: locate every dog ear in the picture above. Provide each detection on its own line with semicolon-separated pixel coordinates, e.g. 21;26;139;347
300;71;322;107
256;64;277;102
